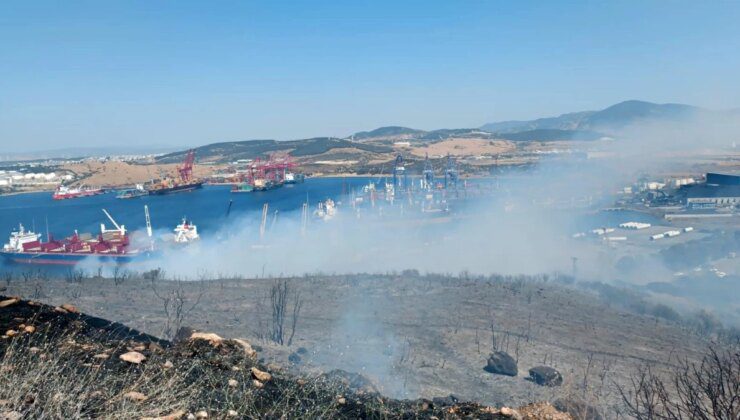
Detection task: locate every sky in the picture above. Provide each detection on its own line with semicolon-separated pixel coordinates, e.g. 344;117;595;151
1;1;740;152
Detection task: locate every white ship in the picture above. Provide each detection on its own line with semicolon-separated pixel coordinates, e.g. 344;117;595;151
3;224;41;252
173;218;200;243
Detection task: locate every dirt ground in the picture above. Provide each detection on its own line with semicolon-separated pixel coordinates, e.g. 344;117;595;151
1;272;708;417
409;139;517;158
61;161;221;188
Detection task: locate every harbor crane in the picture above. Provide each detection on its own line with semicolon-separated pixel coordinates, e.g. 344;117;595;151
444;154;459;190
422;153;435;191
178;149;196;183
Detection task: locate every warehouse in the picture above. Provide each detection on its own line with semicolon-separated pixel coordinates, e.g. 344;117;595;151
684;173;740;209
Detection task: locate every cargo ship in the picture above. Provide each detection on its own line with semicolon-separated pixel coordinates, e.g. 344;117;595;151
116;184;148;199
53;185;105;200
147;181;204;195
284;173;305;184
146;149;203;195
231;183;254;193
0;210;154;266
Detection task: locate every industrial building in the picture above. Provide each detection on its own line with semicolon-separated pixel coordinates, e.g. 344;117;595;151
683;173;740;209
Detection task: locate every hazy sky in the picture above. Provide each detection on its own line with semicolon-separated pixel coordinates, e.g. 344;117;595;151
1;1;739;152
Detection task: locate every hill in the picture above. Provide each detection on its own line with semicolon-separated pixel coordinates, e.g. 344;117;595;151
481;100;702;135
156;137;393;164
0;295;570;419
352;126;425;140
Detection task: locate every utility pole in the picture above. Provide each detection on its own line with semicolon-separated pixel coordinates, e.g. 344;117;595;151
571;256;578;280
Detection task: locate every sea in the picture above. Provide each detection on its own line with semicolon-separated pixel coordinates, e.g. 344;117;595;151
0;176;662;274
0;178;374;243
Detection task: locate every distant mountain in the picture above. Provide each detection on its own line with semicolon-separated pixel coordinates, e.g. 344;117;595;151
497;129;607;142
481;100;702;134
481;111;595;134
352;126;424;140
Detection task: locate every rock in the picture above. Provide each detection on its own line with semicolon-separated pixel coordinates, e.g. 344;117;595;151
432;395;459;407
119;351;146;364
336;396;346;405
93;353;109;359
189;332;223;347
252;380;264;389
23;325;35;334
141;410;186;420
484;351;518;376
131;344;146;351
53;307;68;314
61;303;79;313
227;379;238;387
250;367;271;382
4;330;17;338
0;298;19;308
288;352;302;364
229;338;257;358
122;391;148;402
0;411;22;420
163;360;174;369
553;398;603;420
226;410;238;417
528;366;563;387
149;342;164;353
499;407;522;419
194;411;208;419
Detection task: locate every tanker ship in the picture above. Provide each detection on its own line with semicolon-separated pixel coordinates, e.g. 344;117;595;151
0;209;155;265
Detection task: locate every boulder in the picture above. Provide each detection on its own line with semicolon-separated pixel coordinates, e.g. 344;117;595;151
61;303;79;313
250;367;272;382
229;338;257;358
122;391;148;402
189;332;223;347
432;395;459;407
484;351;518;376
119;351;146;364
528;366;563;386
499;407;522;419
288;352;302;364
0;298;19;308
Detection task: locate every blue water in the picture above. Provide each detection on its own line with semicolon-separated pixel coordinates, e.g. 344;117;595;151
0;178;374;242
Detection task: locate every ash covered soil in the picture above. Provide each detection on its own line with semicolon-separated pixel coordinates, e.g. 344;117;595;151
0;295;574;419
1;272;710;417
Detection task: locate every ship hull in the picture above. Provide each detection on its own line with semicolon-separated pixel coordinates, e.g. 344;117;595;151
0;250;152;266
53;190;104;200
148;182;204;196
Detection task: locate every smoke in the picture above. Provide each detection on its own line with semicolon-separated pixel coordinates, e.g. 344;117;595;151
141;112;740;281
